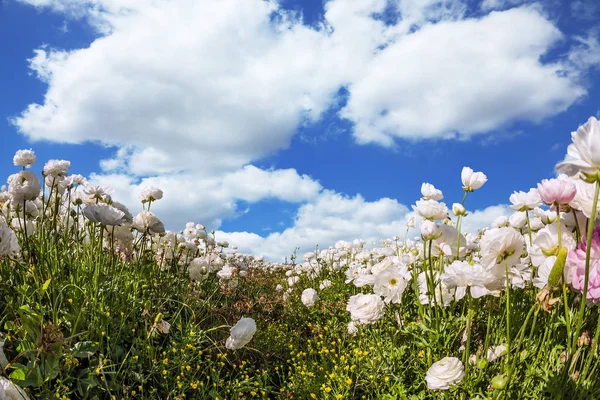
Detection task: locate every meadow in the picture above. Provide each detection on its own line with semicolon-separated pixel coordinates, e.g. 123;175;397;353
1;116;600;399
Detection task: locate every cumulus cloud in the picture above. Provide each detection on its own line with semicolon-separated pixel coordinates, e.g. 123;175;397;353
216;196;509;261
13;0;596;161
90;165;322;229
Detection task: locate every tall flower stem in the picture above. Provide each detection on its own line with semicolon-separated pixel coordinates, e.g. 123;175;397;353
556;205;572;354
525;211;533;247
574;180;600;346
463;292;475;376
504;260;512;386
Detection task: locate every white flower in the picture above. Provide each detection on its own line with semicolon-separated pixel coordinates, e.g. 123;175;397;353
132;211;165;235
43;159;70;177
461;167;487;191
188;258;209;281
346;293;385;325
319;279;332;290
441;261;502;298
8;171;40;203
412;200;448;220
420;220;442;240
479;227;524;271
0;376;30;400
139;186;164;202
418;272;459;306
509;189;542;211
492;215;509;228
431;224;466;259
406;216;416;228
287;276;299;287
151;319;171;336
217;264;236;280
529;223;576;267
508;212;527;229
347;321;358;336
486;345;507;362
83;204;127;226
225;317;257;350
425;357;465;390
301;288;319;307
452;203;466;217
421;182;444;201
275;284;283;292
0;222;20;258
373;266;411;304
556;116;600;178
13;149;36;168
533;256;556;289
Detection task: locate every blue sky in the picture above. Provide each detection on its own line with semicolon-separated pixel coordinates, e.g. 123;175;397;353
1;0;599;260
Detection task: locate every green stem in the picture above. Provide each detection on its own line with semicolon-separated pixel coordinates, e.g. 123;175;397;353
574;181;600;344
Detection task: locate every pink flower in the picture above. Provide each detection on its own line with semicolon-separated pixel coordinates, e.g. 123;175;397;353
537;178;576;205
567;226;600;305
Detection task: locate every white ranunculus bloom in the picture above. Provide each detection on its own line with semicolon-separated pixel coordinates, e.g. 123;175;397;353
347;321;358;336
346;293;385;325
556;116;600;178
509;188;542;211
420;220;441;240
441;261;502;298
418;271;461;306
461;167;487;192
0;376;30;400
132;211;165;235
486;345;507;362
217;264;236;280
8;171;40;203
225;317;257;350
42;159;70;177
412;200;448;221
479;227;524;271
139;186;164;202
373;265;411;304
83;204;127;226
13;149;36;168
0;222;20;258
421;182;444;201
509;212;527;229
319;279;332;290
533;255;556;289
431;224;466;259
425;357;465;390
492;215;509;228
529;223;576;267
301;288;319;307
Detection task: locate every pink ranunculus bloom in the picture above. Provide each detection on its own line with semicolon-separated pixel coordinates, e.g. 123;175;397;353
567;226;600;305
537;178;577;205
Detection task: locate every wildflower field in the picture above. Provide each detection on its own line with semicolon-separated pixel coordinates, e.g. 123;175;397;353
1;117;600;399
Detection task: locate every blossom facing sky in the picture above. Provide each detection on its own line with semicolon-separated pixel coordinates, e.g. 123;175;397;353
1;0;600;261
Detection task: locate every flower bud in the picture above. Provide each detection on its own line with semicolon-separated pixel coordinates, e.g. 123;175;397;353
491;373;508;390
420;220;441;240
547;247;568;288
452;203;466;217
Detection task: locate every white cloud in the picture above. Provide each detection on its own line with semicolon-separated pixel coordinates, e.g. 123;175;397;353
480;0;527;11
217;192;510;261
340;7;585;145
216;190;413;260
89;165;322;229
460;204;509;234
14;0;594;160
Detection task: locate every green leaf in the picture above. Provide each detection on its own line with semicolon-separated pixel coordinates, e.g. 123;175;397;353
10;367;28;381
71;341;99;358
